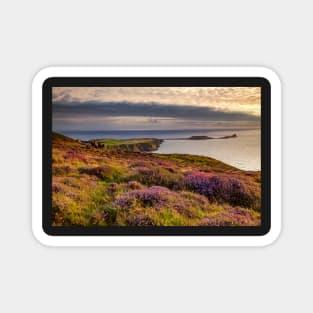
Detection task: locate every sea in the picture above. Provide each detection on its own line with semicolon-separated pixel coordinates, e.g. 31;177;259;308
60;128;261;171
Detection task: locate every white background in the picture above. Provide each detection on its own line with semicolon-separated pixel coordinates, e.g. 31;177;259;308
0;0;311;312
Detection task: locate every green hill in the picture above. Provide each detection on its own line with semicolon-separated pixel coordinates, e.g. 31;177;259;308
51;132;261;227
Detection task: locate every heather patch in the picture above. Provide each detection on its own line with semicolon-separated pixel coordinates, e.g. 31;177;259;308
127;180;144;190
63;150;88;163
198;207;260;226
52;165;75;176
182;172;260;209
52;149;64;164
114;186;172;210
126;214;155;226
78;165;123;182
133;167;183;189
179;190;209;207
61;177;86;188
52;193;86;226
114;186;210;221
129;161;150;168
91;205;118;225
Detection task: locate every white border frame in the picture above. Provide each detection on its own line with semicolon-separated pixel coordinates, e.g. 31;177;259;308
32;67;281;247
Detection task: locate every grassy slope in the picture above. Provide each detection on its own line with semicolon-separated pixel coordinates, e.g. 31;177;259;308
96;138;160;146
52;132;261;226
89;138;163;152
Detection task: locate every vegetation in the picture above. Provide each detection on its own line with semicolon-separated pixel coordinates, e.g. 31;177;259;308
87;138;163;152
52;132;261;227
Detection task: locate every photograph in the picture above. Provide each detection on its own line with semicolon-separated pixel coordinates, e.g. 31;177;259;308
51;86;261;227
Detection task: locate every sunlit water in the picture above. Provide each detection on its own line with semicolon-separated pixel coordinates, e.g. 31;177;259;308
60;128;260;171
155;129;260;171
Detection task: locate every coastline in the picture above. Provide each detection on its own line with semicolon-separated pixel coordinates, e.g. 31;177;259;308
79;133;237;152
53;130;260;171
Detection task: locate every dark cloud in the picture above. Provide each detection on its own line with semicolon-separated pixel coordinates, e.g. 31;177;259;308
53;100;259;122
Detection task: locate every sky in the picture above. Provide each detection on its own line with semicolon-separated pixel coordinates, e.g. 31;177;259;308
52;87;261;131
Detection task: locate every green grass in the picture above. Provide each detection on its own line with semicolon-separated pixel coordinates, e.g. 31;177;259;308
91;138;163;152
156;153;240;172
96;138;159;146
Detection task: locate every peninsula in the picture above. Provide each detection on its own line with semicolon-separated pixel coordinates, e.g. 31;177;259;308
80;133;237;152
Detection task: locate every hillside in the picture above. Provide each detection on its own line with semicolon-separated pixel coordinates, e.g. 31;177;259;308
52;132;261;226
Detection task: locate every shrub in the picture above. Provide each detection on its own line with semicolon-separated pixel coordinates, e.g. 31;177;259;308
182;172;259;209
107;182;118;195
134;167;183;189
61;177;81;188
52;165;74;176
127;180;144;190
114;186;209;219
101;205;118;224
126;214;155;226
115;186;171;210
198;207;260;226
52;182;63;193
179;190;209;207
79;165;122;181
52;194;87;226
130;161;149;168
63;150;88;163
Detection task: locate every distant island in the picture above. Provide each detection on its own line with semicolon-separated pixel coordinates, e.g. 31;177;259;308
188;133;237;140
165;133;237;141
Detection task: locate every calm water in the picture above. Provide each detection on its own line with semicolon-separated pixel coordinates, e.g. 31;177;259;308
60;129;260;171
156;129;260;171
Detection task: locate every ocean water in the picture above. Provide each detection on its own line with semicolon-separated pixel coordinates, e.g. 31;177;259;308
156;129;260;171
60;129;260;171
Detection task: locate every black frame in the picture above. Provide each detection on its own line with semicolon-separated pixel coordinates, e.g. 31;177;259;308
43;77;271;236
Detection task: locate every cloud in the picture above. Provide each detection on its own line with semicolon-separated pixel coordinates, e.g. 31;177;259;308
52;86;261;116
53;100;260;122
